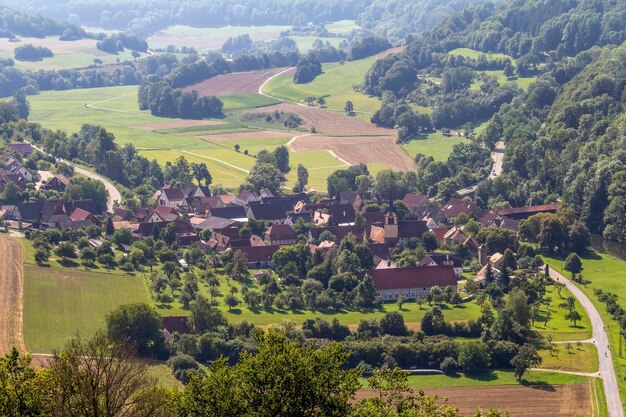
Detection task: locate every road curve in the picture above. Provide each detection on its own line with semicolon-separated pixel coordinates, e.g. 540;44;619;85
546;265;624;417
31;144;121;212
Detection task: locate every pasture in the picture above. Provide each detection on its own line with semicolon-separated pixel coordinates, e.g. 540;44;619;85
21;240;151;353
0;36;136;70
262;56;383;114
401;132;466;162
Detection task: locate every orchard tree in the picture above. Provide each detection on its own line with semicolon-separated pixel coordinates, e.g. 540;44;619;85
564;253;583;275
344;100;354;115
510;344;541;380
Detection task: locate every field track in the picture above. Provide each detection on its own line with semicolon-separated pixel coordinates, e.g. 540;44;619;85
184;68;287;96
356;384;591;417
291;135;414;171
199;130;294;142
0;235;26;354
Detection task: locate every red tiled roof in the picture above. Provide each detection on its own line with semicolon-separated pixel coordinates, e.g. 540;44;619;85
161;188;186;201
368;266;457;290
236;245;281;263
440;198;483;219
69;207;93;222
432;226;451;242
265;224;297;241
402;193;429;209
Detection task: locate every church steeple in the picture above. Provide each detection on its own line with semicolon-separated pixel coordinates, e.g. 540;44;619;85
384;200;398;238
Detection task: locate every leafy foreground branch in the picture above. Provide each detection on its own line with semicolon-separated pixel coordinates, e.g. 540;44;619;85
0;331;503;417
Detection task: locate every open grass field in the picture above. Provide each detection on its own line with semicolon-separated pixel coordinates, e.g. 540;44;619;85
448;47;515;62
220;93;281;110
402;369;588;388
262;57;383;114
0;36;136;70
21;240;151;353
325;20;360;35
539;342;599;373
535;283;593;341
146;25;292;51
544;250;626;407
401;132;466;162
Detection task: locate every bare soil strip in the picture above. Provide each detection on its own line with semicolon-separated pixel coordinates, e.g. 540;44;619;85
291;135;414;171
0;235;26;354
356;384;591;417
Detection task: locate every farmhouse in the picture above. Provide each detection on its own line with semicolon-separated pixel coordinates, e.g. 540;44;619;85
9;143;33;155
402;193;430;214
44;174;70;191
235;245;281;267
367;265;457;301
418;253;464;278
438;198;483;221
264;224;297;246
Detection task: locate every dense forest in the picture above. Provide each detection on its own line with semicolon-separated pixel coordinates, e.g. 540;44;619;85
359;0;626;242
0;7;87;38
8;0;488;41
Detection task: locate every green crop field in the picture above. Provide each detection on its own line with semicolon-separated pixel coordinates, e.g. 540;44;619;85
220;93;280;110
263;56;383;114
544;251;626;405
401;132;467;162
21;240;151;353
146;25;292;51
0;36;136;71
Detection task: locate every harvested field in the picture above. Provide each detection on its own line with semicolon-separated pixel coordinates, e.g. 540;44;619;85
130;120;224;131
0;235;26;354
185;68;287;96
291;135;413;172
199;130;294;142
356;384;591;417
378;46;406;59
248;103;393;135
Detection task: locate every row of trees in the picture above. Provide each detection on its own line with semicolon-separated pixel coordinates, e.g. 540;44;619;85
13;44;53;61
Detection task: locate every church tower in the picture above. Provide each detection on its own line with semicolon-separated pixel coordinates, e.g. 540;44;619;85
384;201;399;239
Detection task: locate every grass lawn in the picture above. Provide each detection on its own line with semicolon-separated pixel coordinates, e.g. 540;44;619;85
401;132;466;162
360;369;588;389
539;343;599;373
21;240;151;353
448;48;515;63
148;363;182;389
221;93;280;110
593;377;608;417
534;283;593;341
543;251;626;406
146;25;292;51
263;56;383;114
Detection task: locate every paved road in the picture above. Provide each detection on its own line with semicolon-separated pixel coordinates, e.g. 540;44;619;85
547;265;624;417
489;141;505;178
31;144;121;212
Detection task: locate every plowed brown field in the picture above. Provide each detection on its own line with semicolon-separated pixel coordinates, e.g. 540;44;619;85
356;384;590;417
248;103;393;136
291;135;413;171
0;235;25;353
184;68;287;96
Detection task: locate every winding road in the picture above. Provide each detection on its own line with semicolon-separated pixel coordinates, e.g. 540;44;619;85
546;265;624;417
31;144;121;212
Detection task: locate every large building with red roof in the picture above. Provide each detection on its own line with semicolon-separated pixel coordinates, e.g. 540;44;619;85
367;265;457;301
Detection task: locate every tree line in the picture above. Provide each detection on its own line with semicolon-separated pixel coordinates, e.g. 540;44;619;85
138;78;223;119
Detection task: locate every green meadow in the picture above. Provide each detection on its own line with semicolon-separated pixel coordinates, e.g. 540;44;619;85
401;132;467;162
263;56;383;114
21;240;151;353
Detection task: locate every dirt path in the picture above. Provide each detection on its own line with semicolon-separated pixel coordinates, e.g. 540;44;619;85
0;235;26;354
